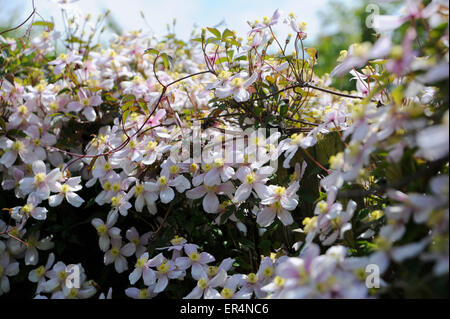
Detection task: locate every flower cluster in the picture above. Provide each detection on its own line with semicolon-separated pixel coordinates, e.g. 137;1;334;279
0;0;448;299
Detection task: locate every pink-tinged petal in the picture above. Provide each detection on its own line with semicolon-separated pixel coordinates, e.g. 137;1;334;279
125;287;139;299
234;183;252;202
235;166;251;182
129;268;143;285
126;227;139;242
48;194;64;207
217;181;235;195
373;15;404;32
220;166;234;182
186;186;207;200
82;107;96;122
31;207;47;220
5;261;19;276
67;101;83;112
204;169;221;187
215;86;233;99
209;269;227;288
191;263;207;281
99;235;110;252
277;209;294;226
253;183;269;199
204;287;220;299
184;286;204;299
281;196;298;211
114;256;128;273
144;182;160;192
32;160;46;175
109;227;121;238
28;269;40;282
257;207;275;227
199;252;215;264
135;195;144;212
203;192;219;214
104;251;115;265
0;151;17;167
192;174;205;187
175;257;192;270
160;187;174;204
1;277;10;293
91;218;104;229
218;258;234;272
89;95;102;106
154;276;168;293
391;238;429;263
120;243;136;257
184;243;198;255
143;268;156;286
234;88;250;102
147;253;165;267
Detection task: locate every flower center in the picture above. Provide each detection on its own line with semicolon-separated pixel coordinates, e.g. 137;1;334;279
263;267;274;277
317;201;328;214
96;224;107;236
189;252;200;262
189;163;198;173
58;270;68;281
18;105;28;115
274;276;285;287
61;184;71;193
138;289;148;299
136;258;146;268
111;247;120;256
22;203;34;214
170;235;185;245
158;176;168;186
12;141;25;152
206;266;218;277
36;266;46;277
197;278;209;289
169;165;179;174
245;172;256;184
290;133;304;145
111;196;121;207
247;273;258;284
135;185;144;196
34;173;46;185
146;141;157;151
221;288;234;299
230;77;244;87
214;158;224;168
274;186;286;196
157;262;170;274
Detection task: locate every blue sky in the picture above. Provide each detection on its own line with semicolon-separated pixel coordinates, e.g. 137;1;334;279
1;0;358;42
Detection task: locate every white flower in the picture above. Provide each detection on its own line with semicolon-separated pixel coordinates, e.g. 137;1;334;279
104;238;136;273
19;160;61;200
49;176;85;207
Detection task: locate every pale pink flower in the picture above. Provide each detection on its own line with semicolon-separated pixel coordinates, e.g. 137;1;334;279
186;181;235;214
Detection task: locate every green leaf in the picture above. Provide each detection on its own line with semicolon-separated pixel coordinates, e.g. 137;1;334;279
0;117;6;132
144;48;159;56
280;104;289;116
160;53;173;70
122;100;134;111
32;21;54;30
7;129;28;138
207;27;221;39
222;29;234;39
67;36;85;44
122;110;131;123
